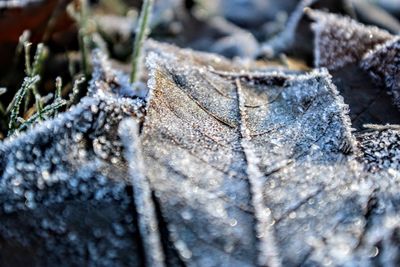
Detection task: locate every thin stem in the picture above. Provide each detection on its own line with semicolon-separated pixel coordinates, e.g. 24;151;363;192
54;77;63;116
14;30;30;67
55;77;62;100
24;42;32;76
130;0;154;83
68;75;86;106
29;43;47;115
32;43;48;76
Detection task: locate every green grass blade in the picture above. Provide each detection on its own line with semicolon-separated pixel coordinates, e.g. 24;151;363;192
130;0;154;83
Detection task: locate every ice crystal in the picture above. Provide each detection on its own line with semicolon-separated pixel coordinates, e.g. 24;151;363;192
357;124;400;173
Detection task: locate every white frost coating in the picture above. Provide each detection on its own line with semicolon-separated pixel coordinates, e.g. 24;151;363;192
236;78;282;267
312;68;357;154
0;92;145;265
119;118;166;267
358;127;400;172
145;51;161;105
90;49;145;98
141;41;368;266
0;50;147;266
308;9;393;70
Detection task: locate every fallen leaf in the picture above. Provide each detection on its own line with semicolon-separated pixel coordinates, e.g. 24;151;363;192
308;9;393;70
141;43;363;266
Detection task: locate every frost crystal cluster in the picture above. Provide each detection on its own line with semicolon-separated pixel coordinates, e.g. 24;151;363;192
0;51;146;266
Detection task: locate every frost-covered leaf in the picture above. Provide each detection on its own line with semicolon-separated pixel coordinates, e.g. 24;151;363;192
0;52;146;266
139;43;400;266
308;9;393;70
361;37;400;109
140;43;376;266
